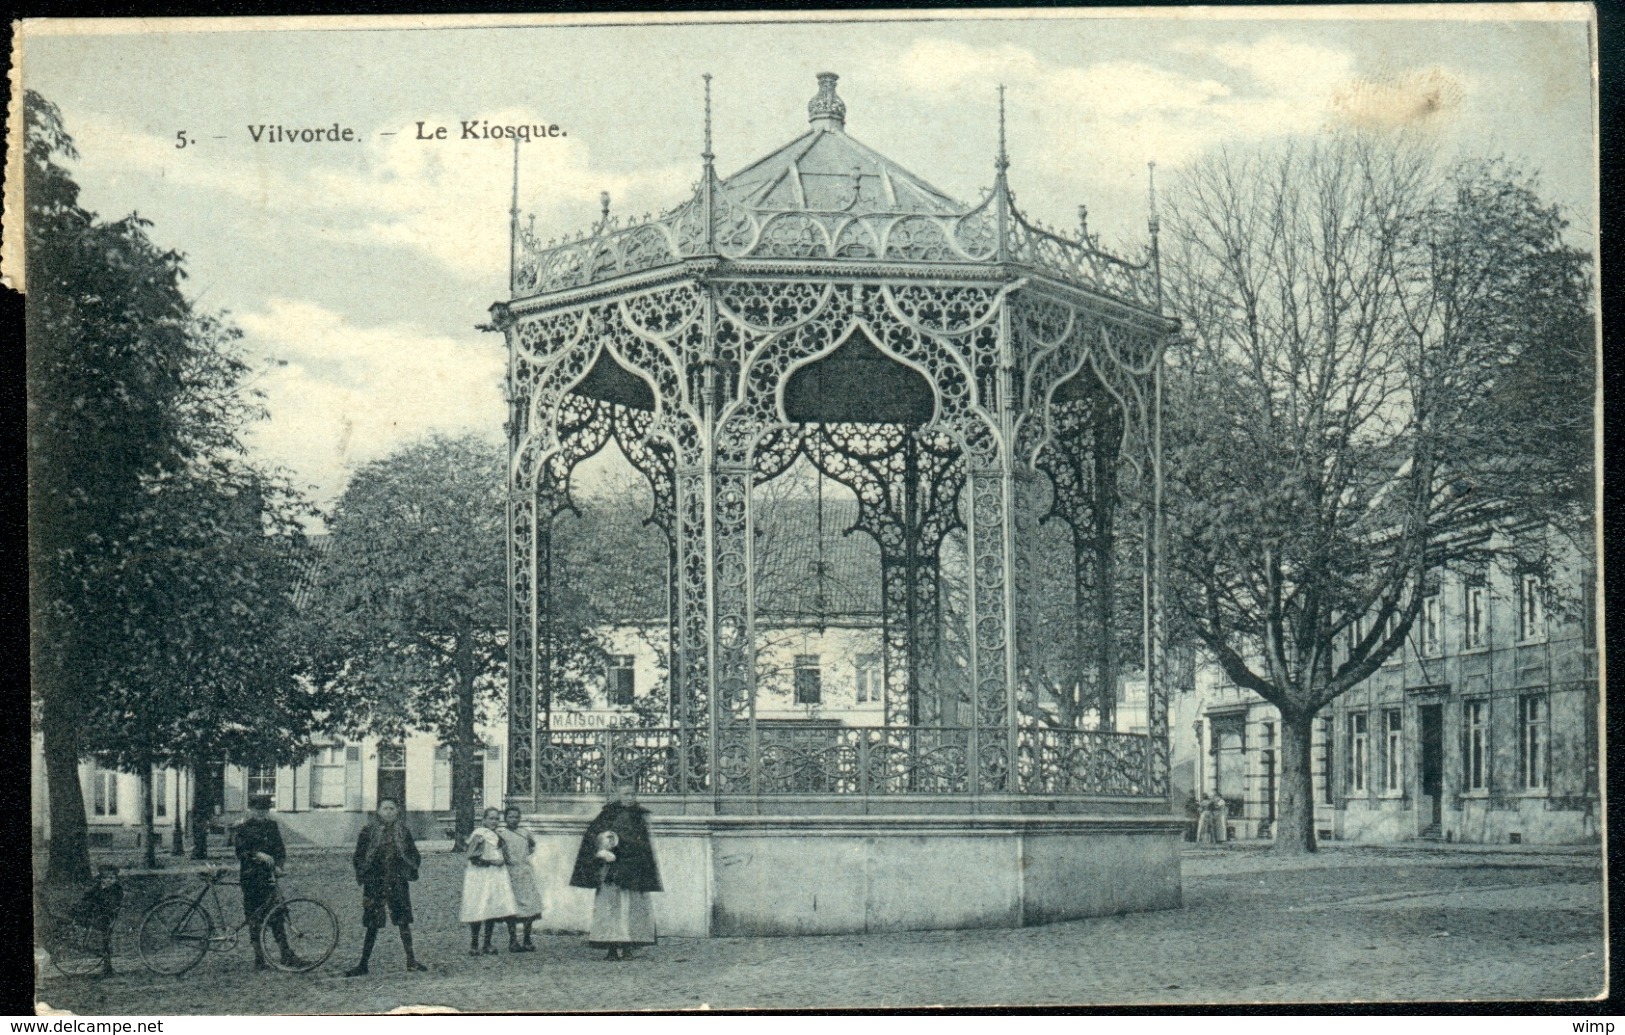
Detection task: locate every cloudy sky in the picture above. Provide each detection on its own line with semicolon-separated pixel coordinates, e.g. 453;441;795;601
14;9;1596;510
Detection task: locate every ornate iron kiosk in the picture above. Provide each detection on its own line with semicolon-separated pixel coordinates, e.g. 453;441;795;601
495;75;1184;935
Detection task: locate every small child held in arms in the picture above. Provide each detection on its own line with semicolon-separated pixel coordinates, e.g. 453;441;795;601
460;807;519;956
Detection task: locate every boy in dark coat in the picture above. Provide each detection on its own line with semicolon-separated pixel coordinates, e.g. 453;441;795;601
343;798;426;975
569;779;661;960
233;795;300;970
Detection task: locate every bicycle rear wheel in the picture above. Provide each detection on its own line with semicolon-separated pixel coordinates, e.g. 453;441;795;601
260;898;338;973
44;915;108;978
139;897;212;976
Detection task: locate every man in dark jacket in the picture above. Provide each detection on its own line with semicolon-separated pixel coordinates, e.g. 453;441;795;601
233;795;300;970
343;798;426;975
569;779;661;960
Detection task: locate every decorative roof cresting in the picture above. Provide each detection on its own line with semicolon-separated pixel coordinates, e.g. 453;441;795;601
507;72;1162;313
808;72;847;131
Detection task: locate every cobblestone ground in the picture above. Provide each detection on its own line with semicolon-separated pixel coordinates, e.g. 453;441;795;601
34;842;1606;1012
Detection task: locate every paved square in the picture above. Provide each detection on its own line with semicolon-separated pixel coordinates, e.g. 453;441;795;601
35;842;1606;1012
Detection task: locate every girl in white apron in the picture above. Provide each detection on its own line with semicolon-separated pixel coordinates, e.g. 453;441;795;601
460;807;519;954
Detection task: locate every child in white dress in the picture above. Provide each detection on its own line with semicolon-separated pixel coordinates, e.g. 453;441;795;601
460;807;519;955
500;805;543;952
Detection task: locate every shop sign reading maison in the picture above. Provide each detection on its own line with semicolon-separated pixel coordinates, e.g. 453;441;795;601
552;711;641;729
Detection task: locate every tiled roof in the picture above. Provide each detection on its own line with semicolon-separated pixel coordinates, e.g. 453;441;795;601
554;496;884;626
754;497;882;621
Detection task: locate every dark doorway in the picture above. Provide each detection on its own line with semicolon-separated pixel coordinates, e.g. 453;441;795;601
1418;704;1443;833
1210;713;1247;831
377;743;407;810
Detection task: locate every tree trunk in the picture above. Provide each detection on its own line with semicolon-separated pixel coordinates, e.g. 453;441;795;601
450;633;477;852
41;687;93;885
190;757;214;860
141;766;158;869
1273;710;1319;854
171;769;186;856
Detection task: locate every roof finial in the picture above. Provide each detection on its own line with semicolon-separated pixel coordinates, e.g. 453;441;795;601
599;190;611;233
702;72;714;166
809;72;846;131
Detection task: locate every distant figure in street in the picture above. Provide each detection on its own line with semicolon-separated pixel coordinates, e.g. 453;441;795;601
570;779;661;960
1183;791;1202;842
462;807;519;955
233;795;301;971
343;798;426;976
1194;793;1215;844
1201;794;1229;845
500;805;543;952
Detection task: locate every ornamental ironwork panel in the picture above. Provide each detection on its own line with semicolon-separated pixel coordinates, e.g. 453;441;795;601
513;184;1158;309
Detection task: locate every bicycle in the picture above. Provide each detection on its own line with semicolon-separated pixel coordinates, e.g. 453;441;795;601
138;866;337;976
37;869;124;979
38;906;116;979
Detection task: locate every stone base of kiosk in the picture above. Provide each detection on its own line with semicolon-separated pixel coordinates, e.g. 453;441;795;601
526;813;1185;938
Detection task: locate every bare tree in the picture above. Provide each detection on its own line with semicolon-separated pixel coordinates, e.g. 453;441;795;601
1161;137;1590;852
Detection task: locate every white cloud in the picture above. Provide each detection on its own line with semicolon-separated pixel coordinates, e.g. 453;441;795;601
1198;36;1356;97
881;36;1469;242
889;36;1467;171
235;298;505;506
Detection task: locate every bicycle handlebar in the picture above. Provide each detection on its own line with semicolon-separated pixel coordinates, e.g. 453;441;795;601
198;865;283;885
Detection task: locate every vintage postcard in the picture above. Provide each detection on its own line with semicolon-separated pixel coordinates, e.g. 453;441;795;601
15;7;1603;1014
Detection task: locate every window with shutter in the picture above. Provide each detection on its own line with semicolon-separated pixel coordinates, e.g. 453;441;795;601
310;746;347;809
794;654;822;705
608;655;636;705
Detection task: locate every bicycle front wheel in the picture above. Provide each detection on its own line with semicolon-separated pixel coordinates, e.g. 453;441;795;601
260;898;338;973
139;898;212;976
44;916;108;978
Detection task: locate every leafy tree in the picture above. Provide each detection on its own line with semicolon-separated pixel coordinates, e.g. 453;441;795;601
86;462;319;865
25;90;221;883
26;89;319;874
300;435;511;848
1160;138;1591;853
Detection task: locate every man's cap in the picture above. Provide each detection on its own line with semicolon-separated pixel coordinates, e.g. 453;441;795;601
249;795;274;811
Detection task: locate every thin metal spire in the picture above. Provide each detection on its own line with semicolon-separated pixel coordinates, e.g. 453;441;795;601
1147;160;1160;234
993;83;1010;263
702;73;716;254
996;83;1009;173
1147;160;1164;312
508;137;520;295
702;72;714;167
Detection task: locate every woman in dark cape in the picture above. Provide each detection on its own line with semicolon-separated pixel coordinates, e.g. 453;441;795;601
569;780;661;959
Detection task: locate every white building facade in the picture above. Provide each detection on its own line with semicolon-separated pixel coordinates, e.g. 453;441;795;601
1172;536;1600;845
